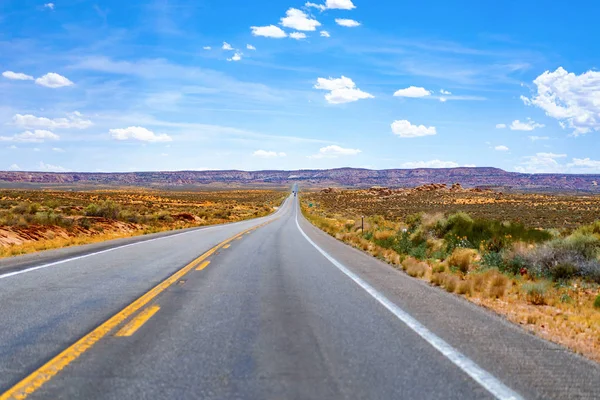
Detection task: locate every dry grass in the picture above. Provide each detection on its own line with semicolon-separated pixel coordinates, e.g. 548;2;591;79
0;188;286;258
447;248;478;274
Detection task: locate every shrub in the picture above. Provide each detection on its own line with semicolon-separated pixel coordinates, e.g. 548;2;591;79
502;254;527;275
482;251;504;269
447;248;477;274
456;280;473;296
594;295;600;309
523;282;548;305
550;263;578;281
431;272;443;286
471;273;487;293
444;275;459;293
85;201;122;220
488;272;508;298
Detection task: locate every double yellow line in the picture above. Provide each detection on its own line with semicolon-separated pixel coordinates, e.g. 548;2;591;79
0;220;272;400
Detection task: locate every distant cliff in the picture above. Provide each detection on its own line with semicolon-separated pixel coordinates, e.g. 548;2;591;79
0;167;598;191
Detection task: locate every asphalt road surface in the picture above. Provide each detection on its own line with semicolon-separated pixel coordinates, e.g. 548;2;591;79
1;193;599;400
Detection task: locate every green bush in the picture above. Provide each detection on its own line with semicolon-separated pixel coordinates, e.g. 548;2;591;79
482;251;504;269
550;263;578;281
594;295;600;309
523;282;548;305
85;201;121;220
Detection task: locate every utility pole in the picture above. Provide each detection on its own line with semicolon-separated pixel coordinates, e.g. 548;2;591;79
361;216;364;234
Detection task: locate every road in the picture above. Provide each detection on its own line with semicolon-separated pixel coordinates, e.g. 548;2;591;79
1;192;599;399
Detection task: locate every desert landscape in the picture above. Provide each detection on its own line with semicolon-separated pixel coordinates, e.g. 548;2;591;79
0;188;286;257
302;184;600;362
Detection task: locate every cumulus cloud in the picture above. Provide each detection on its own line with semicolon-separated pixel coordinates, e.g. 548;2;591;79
401;160;461;169
320;30;330;37
8;164;21;171
309;145;361;158
305;0;356;10
52;147;65;152
203;46;211;50
109;126;173;143
35;72;74;88
38;161;69;172
569;158;600;169
12;112;93;129
0;130;59;143
495;145;509;151
510;119;545;131
280;8;320;31
44;3;55;10
335;18;361;27
2;71;34;81
495;123;507;129
290;32;307;40
393;86;432;98
515;152;567;173
391;120;437;138
227;52;242;62
222;42;234;51
521;67;600;135
246;44;256;50
440;89;452;95
314;76;374;104
250;25;287;38
253;150;287;158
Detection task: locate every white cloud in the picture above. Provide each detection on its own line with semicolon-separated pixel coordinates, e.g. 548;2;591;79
52;147;65;152
2;71;34;81
320;30;330;37
528;135;549;141
393;86;432;98
314;76;374;104
35;72;74;88
401;160;460;168
8;164;20;171
203;46;211;50
495;145;509;151
109;126;173;143
222;42;234;51
38;161;69;172
439;97;447;102
325;0;356;9
280;8;320;31
569;158;600;169
335;18;361;27
44;3;55;10
440;89;452;95
8;145;17;149
250;25;287;38
246;44;256;50
309;145;361;158
12;112;93;129
306;0;356;10
510;119;545;131
515;152;567;173
495;123;507;129
391;120;437;138
253;150;287;158
227;52;242;62
290;32;307;40
522;67;600;135
0;130;59;143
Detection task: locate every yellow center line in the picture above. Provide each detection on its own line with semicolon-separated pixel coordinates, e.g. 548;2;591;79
195;260;211;271
115;306;160;337
0;218;276;400
223;244;231;249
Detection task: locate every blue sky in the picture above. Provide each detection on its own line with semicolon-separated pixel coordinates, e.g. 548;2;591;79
1;0;600;173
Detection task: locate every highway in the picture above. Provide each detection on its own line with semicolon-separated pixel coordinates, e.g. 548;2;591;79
1;192;599;399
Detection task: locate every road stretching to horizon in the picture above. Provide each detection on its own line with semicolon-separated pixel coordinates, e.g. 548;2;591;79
1;189;599;400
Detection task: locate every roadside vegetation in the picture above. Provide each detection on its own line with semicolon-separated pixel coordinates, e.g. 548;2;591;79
302;187;600;362
0;189;285;257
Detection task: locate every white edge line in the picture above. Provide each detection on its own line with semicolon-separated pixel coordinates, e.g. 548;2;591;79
0;198;289;280
295;202;522;400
